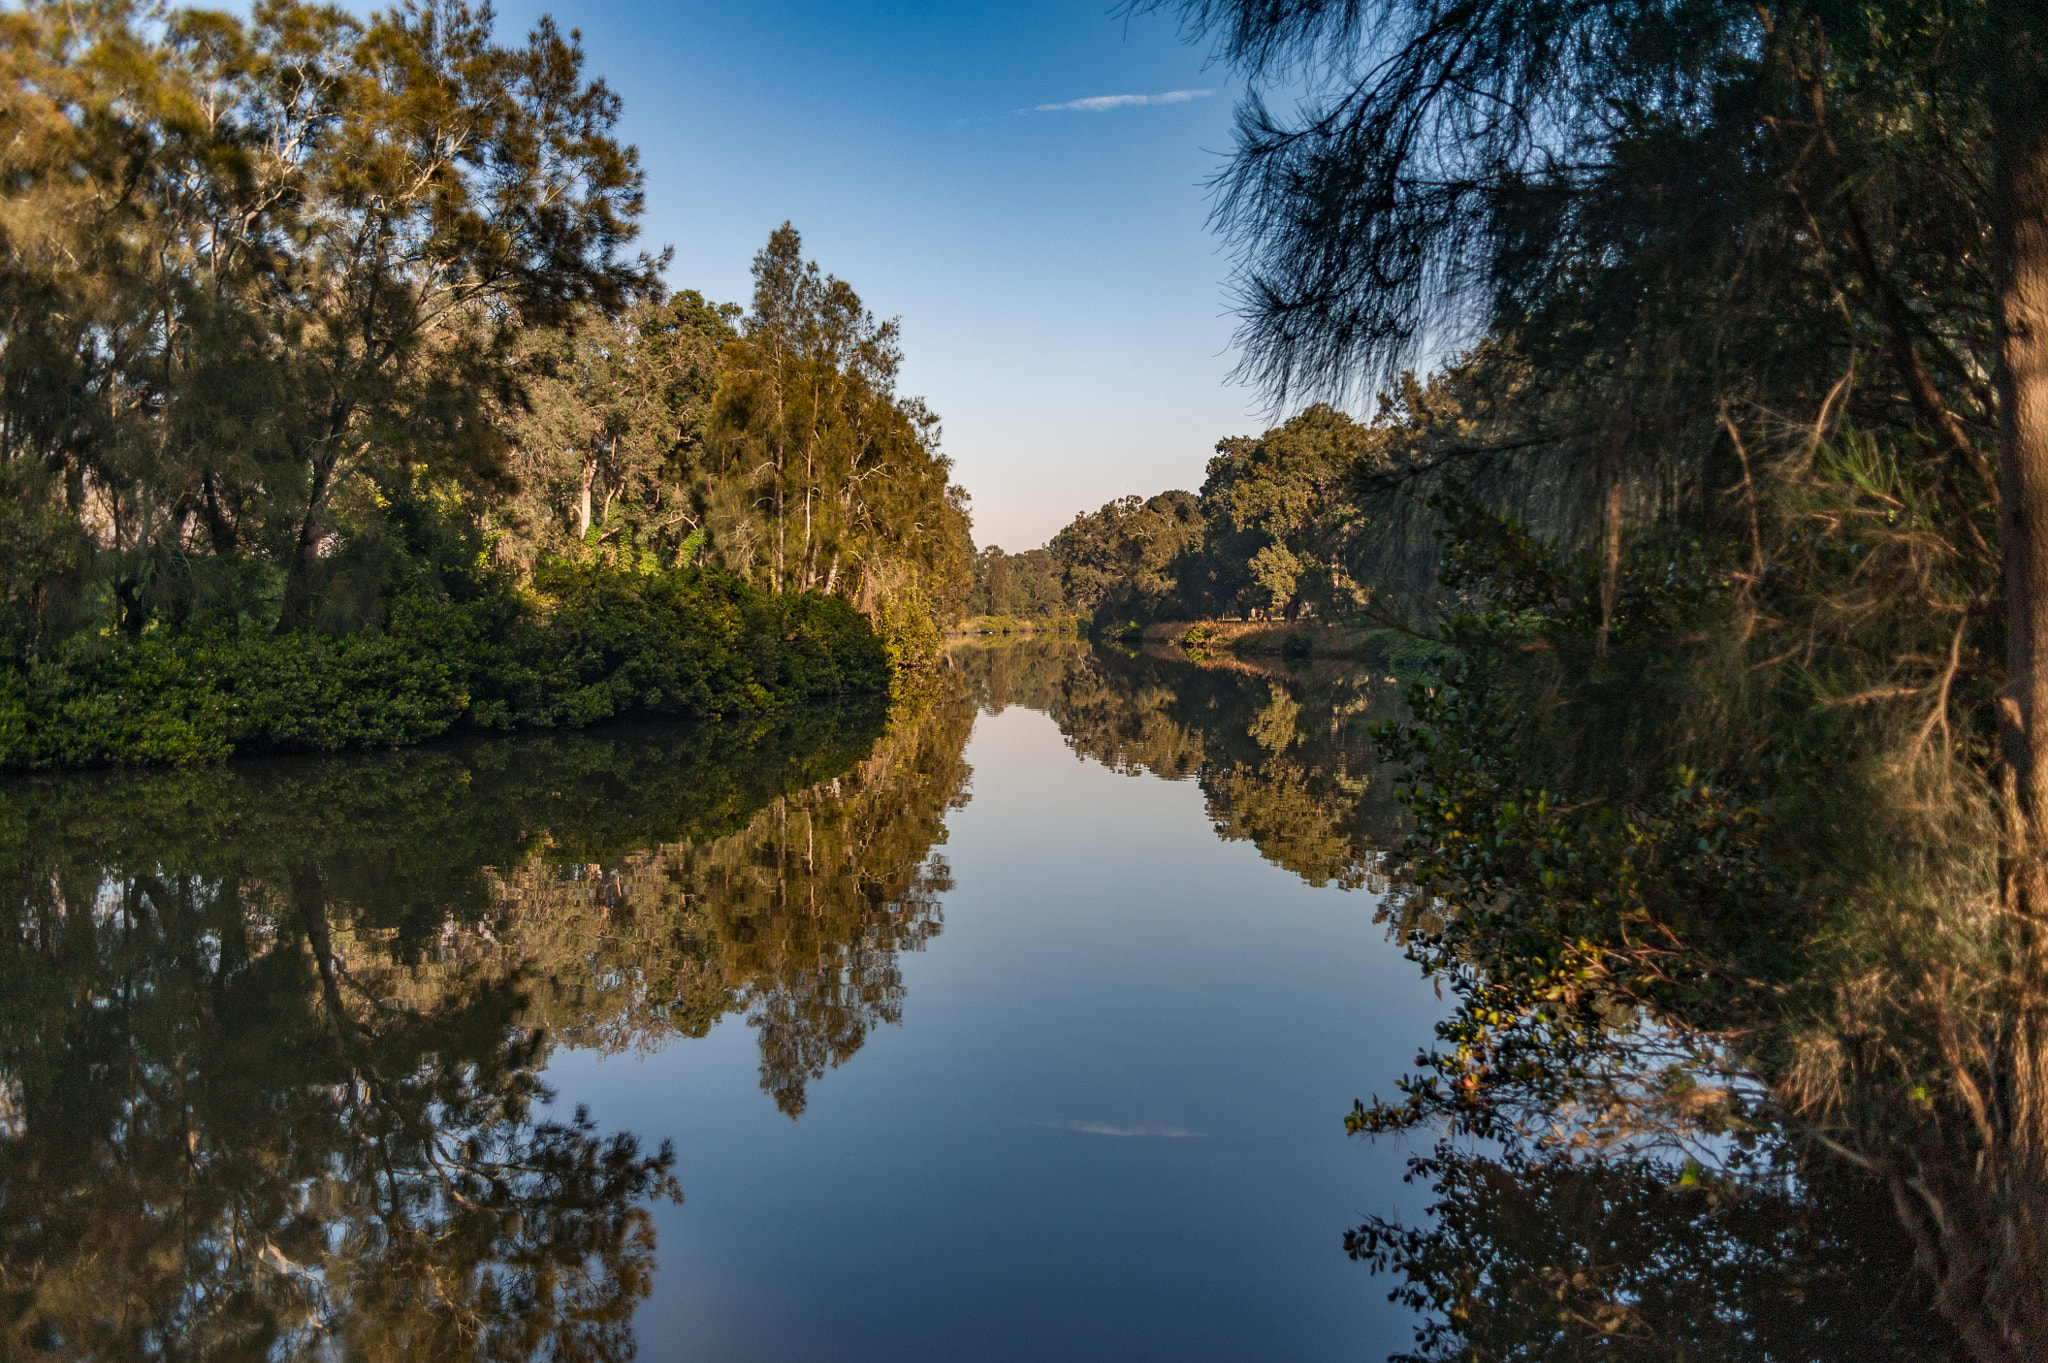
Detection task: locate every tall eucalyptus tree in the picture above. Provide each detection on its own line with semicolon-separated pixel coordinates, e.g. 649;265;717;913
705;225;973;629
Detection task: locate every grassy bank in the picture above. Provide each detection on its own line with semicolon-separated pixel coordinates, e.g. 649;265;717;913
947;614;1087;639
1131;618;1442;679
0;562;889;770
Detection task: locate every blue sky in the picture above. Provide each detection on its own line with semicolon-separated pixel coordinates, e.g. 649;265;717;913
486;0;1284;550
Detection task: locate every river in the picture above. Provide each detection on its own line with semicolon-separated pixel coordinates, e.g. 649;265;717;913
0;640;1923;1359
543;643;1437;1360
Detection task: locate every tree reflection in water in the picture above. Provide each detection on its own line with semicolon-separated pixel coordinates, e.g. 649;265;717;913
489;689;975;1117
0;640;1962;1357
968;638;1411;891
0;690;980;1356
966;638;1959;1360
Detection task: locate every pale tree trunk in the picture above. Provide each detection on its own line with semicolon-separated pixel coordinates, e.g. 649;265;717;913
1596;428;1626;659
1996;19;2048;862
1970;12;2048;1358
803;377;818;590
577;443;596;539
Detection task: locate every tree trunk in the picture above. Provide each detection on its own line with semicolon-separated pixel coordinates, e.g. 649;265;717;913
1596;431;1625;659
276;448;337;634
199;473;238;556
802;399;815;591
578;445;596;539
1979;17;2048;1357
1996;19;2048;856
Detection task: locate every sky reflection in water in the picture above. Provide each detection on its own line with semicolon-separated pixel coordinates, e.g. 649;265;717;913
549;655;1439;1361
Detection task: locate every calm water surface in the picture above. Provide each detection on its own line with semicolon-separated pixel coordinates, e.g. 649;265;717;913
555;666;1436;1361
2;642;1442;1359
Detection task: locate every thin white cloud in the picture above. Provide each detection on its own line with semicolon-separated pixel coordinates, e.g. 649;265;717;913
1019;90;1213;115
1037;1119;1206;1138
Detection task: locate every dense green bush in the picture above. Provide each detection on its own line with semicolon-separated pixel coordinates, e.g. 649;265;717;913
873;587;945;680
0;564;888;769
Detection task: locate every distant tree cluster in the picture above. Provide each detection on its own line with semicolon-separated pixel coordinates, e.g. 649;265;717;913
962;544;1066;619
1048;403;1380;624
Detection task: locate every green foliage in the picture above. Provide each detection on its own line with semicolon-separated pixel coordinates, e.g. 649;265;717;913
0;463;91;651
0;0;659;634
967;544;1067;619
700;225;974;633
502;291;740;567
0;565;887;769
873;585;945;683
1200;404;1376;618
0;17;966;715
504;561;885;725
1048;404;1385;624
1051;490;1207;621
0;630;471;767
1361;627;1447;683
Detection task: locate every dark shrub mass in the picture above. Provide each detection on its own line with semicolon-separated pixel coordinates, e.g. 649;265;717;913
0;564;887;769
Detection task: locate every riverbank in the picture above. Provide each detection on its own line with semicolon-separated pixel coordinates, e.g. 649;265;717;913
1145;618;1374;656
0;562;890;770
1134;618;1440;673
946;614;1087;639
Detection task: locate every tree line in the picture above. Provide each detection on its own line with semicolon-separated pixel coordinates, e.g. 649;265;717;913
0;0;972;763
